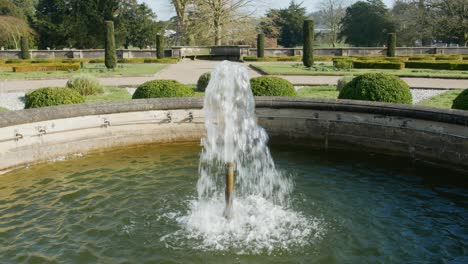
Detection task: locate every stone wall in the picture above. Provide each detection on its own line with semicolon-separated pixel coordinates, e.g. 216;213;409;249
248;47;468;57
2;46;466;60
0;98;467;173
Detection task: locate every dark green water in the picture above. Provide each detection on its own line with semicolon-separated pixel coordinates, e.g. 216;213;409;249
0;143;466;263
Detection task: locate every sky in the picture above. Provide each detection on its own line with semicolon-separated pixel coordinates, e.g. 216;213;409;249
139;0;396;21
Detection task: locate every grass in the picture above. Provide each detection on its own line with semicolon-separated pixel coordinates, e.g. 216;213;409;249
3;85;461;111
418;90;463;109
252;63;468;78
0;63;167;80
85;86;132;102
297;85;339;99
84;85;463;110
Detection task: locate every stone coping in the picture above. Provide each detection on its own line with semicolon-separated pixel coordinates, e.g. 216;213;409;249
0;97;467;128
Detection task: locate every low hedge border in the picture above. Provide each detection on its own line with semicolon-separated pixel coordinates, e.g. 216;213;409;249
405;61;468;71
116;58;180;64
13;64;81;72
353;60;405;70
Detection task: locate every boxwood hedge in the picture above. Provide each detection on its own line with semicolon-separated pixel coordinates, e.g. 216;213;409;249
25;87;85;109
132;80;194;99
338;73;412;104
250;76;297;96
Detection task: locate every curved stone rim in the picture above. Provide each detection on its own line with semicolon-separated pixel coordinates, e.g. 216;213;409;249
0;97;467;128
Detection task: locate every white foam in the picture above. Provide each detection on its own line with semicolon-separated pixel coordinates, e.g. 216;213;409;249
163;61;324;254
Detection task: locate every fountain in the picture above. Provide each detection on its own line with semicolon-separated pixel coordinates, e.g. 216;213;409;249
0;61;466;262
164;61;321;253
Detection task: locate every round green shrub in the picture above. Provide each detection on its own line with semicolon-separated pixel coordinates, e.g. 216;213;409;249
25;87;85;109
338;73;412;104
197;72;211;92
132;80;195;99
452;89;468;110
250;76;297;96
337;76;354;91
66;74;103;96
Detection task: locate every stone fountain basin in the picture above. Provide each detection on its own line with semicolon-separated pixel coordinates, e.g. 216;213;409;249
0;97;467;173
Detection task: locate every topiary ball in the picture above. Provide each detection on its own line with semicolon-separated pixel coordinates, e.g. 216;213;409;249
132;80;195;99
337;76;354;91
66;74;103;96
452;89;468;110
25;87;85;109
197;72;211;92
338;73;412;104
250;76;297;96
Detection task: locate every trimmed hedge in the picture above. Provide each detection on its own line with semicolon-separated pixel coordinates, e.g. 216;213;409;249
13;64;81;72
132;80;194;99
20;36;30;60
257;33;265;58
333;59;353;69
143;58;179;63
197;72;211;92
89;58;105;63
337;76;354;91
25;87;85;109
386;33;396;57
302;19;314;67
104;21;117;69
66;74;103;96
353;60;404;69
435;55;462;61
408;56;436;61
250;76;297;96
277;56;302;61
243;56;278;62
405;61;468;70
31;59;54;64
338;73;412;104
452;89;468;110
118;58;145;63
156;34;165;59
5;59;25;64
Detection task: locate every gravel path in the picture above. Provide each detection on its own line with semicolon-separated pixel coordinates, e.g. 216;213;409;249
1;61;467;93
410;89;448;104
0;92;26;110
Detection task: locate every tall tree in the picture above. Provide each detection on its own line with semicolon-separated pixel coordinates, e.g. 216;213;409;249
0;0;26;19
391;0;421;46
430;0;467;46
194;0;254;45
317;0;347;47
117;0;159;49
170;0;191;45
259;1;307;47
0;16;35;48
339;0;395;46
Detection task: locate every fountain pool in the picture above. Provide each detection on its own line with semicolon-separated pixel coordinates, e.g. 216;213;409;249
0;142;466;263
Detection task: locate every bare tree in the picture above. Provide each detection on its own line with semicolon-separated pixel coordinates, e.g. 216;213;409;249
317;0;347;47
194;0;254;45
170;0;192;45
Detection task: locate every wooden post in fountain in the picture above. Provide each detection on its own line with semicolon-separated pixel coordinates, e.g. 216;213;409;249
224;162;235;219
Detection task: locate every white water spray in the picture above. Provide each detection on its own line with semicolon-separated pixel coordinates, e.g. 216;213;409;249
165;61;323;253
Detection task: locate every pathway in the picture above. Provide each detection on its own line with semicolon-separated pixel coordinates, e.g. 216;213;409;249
1;60;467;93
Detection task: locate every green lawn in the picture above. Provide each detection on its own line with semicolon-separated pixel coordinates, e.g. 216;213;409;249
85;86;132;102
85;85;462;110
297;85;339;99
252;63;468;78
0;63;167;80
0;107;8;112
418;90;463;109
